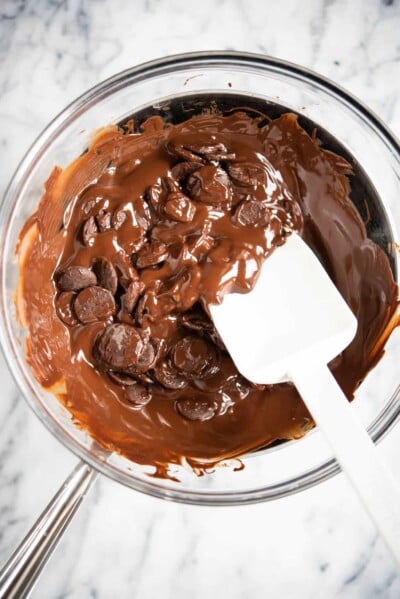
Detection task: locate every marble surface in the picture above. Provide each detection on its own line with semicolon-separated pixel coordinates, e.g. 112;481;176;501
1;0;400;597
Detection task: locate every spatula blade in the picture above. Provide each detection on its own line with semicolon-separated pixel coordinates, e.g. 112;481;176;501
209;233;357;384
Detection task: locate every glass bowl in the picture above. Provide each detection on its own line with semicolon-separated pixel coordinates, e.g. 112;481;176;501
1;51;399;505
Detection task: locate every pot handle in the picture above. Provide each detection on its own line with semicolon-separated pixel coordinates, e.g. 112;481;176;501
0;460;97;599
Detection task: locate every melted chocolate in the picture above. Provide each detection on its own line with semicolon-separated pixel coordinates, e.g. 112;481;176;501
17;102;399;475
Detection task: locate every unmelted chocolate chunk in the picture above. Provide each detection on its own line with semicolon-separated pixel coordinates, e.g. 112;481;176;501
135;294;150;326
183;142;236;161
187;232;214;257
112;210;127;230
227;161;266;187
176;397;218;421
170;161;202;181
136;339;158;372
93;257;118;295
234;198;270;227
82;215;98;246
186;165;233;207
95;323;144;371
167;142;206;163
56;266;97;292
169;141;235;162
164;175;180;194
153;361;188;390
181;307;213;332
108;371;138;386
136;371;155;385
96;210;112;232
125;384;151;407
121;280;144;313
223;375;251;400
74;286;116;324
164;192;196;223
171;335;217;378
82;199;97;215
114;258;140;290
55;291;78;326
163;266;201;312
182;302;225;350
134;197;153;230
146;182;164;212
135;241;168;269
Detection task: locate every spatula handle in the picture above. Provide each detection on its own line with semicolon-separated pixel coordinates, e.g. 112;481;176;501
291;363;400;565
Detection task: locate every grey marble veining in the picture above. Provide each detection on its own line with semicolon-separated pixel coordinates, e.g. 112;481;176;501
1;0;400;597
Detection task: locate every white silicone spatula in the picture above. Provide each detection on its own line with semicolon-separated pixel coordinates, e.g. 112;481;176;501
210;232;400;564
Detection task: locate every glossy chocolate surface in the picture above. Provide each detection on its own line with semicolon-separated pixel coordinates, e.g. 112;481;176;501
17;102;399;474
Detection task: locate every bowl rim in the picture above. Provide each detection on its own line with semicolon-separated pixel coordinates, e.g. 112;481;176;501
1;50;400;506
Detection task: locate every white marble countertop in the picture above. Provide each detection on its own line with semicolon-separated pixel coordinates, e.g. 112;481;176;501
1;1;400;597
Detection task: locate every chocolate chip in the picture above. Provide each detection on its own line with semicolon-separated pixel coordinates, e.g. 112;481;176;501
134;197;153;230
167;142;206;163
146;183;164;212
182;142;236;161
135;294;150;326
108;371;138;386
164;176;180;194
130;234;146;254
168;142;235;163
93;257;118;295
226;161;266;186
162;265;201;312
96;210;112;232
114;258;140;289
74;286;116;324
125;384;151;407
82;216;98;246
112;210;127;230
121;280;144;313
176;397;218;421
186;233;215;257
95;323;145;370
171;335;217;378
164;192;196;223
55;291;78;326
170;161;203;180
223;375;250;400
136;372;155;385
186;165;232;207
153;361;188;390
192;363;226;393
181;307;213;333
82;199;97;215
135;241;168;269
56;266;97;292
234;199;270;227
136;340;158;372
